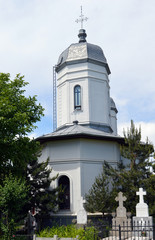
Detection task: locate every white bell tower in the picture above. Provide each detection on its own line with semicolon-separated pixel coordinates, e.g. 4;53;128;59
55;28;117;134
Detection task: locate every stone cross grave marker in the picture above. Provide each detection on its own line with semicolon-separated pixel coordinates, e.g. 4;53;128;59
77;196;87;225
115;192;127;217
136;188;146;204
136;187;149;217
111;192;131;237
133;188;153;238
116;192;127;208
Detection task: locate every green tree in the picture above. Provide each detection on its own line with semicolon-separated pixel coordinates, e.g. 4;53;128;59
85;165;116;214
24;158;61;229
85;120;154;215
121;120;153;170
117;120;154;214
0;73;44;180
0;73;60;230
143;161;155;215
0;174;28;240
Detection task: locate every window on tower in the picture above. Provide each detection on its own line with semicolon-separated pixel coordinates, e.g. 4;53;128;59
74;85;81;110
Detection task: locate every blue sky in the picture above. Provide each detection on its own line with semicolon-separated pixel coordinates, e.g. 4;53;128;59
0;0;155;146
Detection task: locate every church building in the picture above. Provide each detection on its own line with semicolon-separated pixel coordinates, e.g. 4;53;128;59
37;25;124;222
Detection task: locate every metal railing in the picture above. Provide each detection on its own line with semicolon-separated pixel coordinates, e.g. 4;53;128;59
101;222;155;240
11;222;155;240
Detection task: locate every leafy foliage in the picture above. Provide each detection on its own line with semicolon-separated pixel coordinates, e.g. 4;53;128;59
85;120;154;215
38;225;98;240
0;73;43;138
0;73;44;180
0;73;60;234
0;174;28;239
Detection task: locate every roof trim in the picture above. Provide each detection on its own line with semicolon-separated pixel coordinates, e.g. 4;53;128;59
56;57;111;74
36;132;124;144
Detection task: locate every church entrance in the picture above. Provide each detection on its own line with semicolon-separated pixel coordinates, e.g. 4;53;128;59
58;176;70;210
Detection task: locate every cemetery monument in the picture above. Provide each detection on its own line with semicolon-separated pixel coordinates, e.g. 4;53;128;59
111;192;131;237
133;188;153;238
77;197;87;225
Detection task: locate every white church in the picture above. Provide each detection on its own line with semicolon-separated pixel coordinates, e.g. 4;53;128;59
37;25;124;222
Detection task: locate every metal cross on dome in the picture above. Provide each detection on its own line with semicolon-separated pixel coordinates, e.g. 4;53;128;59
75;6;88;29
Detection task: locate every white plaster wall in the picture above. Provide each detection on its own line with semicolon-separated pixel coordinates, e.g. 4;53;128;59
79;139;120;163
56;62;111;128
57;83;68;127
38;139;82;214
38;138;120;214
88;79;109;124
39;139;120;164
69;79;89;124
80;162;103;196
51;162;81;214
57;63;109;84
45;139;81;161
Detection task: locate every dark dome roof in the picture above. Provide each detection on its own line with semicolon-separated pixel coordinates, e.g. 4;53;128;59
57;42;107;64
56;36;111;74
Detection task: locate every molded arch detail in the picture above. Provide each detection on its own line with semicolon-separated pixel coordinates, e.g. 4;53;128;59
58;174;72;210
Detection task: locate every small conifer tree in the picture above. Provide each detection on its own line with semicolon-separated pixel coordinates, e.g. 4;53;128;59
23;158;61;229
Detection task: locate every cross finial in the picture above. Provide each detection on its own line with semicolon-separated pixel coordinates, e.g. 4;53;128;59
75;6;88;29
115;192;127;207
136;188;146;203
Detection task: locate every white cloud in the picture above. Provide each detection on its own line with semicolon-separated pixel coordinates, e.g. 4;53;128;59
0;0;155;145
118;121;155;146
112;96;129;108
28;133;38;140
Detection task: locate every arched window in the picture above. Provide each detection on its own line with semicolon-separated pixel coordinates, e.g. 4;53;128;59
74;85;81;110
58;176;70;210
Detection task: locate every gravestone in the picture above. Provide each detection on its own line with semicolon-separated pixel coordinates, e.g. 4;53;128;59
135;188;149;217
77;197;87;225
133;188;153;238
111;192;131;237
115;192;127;218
